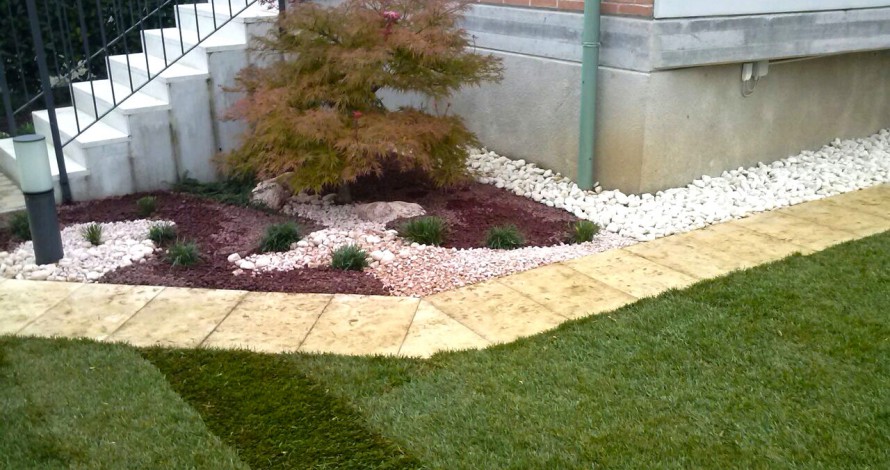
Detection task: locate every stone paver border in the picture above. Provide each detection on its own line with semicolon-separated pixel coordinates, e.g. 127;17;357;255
2;185;888;357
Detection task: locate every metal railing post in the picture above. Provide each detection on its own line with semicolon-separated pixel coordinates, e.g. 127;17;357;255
24;0;73;203
0;61;16;136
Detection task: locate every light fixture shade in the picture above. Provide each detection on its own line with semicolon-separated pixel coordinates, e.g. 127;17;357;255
13;134;54;193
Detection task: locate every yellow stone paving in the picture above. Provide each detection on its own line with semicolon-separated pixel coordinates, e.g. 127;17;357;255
563;249;699;298
203;292;332;353
733;210;860;251
106;288;247;348
824;184;889;218
398;301;490;358
622;232;740;279
684;222;812;264
426;279;567;343
777;197;890;237
299;295;420;356
1;184;887;356
497;264;637;319
19;284;163;341
0;280;83;334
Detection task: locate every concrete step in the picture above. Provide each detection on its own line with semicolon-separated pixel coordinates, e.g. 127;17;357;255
71;80;170;134
32;107;129;153
0;138;91;202
142;27;247;70
176;2;276;43
107;53;210;101
30;107;134;198
108;53;217;183
0;170;26;214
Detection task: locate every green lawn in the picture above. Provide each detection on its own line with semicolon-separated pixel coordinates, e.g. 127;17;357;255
0;337;246;469
2;231;888;469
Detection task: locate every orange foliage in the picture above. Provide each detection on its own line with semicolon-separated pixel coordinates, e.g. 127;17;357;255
225;0;503;193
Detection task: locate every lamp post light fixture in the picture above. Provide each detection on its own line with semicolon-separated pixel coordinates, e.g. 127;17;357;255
13;134;64;265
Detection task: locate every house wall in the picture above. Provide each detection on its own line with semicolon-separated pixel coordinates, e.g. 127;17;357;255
440;4;890;194
476;0;654;16
655;0;890;18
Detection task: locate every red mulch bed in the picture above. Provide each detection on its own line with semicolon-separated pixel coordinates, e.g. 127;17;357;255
352;170;578;249
2;171;579;295
58;192;390;295
0;215;16;251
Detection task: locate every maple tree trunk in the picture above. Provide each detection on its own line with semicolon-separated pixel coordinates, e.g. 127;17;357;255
337;183;352;204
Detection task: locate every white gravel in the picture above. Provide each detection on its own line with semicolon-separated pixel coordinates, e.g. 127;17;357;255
3;129;887;296
239;204;633;296
470;129;890;241
0;220;168;282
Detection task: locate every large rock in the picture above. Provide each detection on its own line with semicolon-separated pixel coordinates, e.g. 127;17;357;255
353;201;425;224
250;177;291;211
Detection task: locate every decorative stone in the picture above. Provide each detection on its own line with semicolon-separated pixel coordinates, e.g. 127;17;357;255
353;201;425;224
227;253;241;263
250;177;291;211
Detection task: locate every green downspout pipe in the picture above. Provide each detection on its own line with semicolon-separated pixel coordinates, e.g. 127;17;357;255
576;0;601;190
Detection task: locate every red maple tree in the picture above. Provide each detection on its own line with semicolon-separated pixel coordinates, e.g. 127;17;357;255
225;0;503;199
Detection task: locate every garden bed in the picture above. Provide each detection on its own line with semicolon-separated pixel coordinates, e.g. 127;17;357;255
0;170;628;297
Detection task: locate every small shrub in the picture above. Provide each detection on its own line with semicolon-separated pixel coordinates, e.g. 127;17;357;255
172;174;257;207
331;244;369;271
81;223;103;246
260;222;302;253
16;122;35;135
148;222;177;247
136;196;157;217
9;212;31;240
399;216;447;246
166;240;200;266
485;224;525;250
570;220;600;244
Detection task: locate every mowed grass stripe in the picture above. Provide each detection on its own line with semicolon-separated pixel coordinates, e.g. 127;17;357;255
141;347;423;470
0;337;245;469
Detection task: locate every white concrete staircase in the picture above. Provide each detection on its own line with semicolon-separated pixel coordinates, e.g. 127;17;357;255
0;0;276;201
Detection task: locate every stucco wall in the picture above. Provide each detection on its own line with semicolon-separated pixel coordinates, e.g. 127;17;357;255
438;49;890;194
637;51;890;192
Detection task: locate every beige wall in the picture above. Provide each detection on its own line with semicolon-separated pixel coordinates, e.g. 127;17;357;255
389;49;890;194
636;50;890;193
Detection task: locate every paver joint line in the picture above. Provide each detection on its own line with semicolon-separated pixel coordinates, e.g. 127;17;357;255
13;281;88;335
197;290;250;349
296;294;336;351
104;287;169;341
425;297;502;345
396;299;423;357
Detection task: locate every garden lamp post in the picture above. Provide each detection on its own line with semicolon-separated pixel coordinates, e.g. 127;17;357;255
14;134;64;265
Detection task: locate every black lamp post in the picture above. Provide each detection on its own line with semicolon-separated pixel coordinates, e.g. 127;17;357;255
13;134;64;265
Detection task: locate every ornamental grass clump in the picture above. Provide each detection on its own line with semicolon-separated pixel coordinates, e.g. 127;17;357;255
9;212;31;240
485;224;524;250
570;220;600;244
398;216;447;246
166;240;200;267
260;222;302;253
228;0;503;200
137;196;157;217
331;244;369;271
148;222;177;247
81;223;103;246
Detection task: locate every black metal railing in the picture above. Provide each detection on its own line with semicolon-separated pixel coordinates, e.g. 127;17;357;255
0;0;281;202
